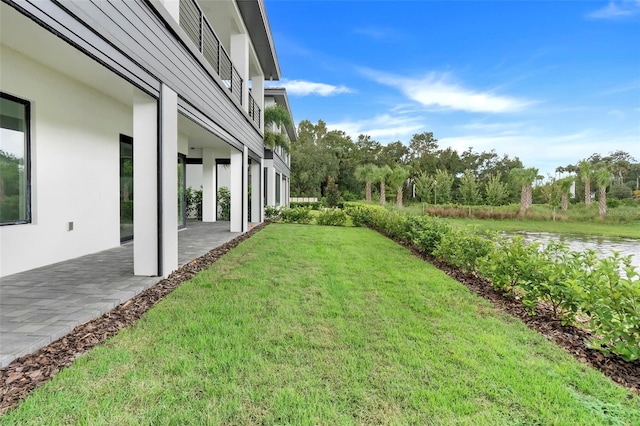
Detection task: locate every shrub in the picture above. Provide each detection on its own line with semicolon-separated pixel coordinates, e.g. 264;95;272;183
217;186;231;221
281;207;312;224
369;209;410;241
606;198;620;209
264;205;282;219
343;203;385;227
477;235;539;294
434;228;493;275
405;215;452;256
186;186;203;220
316;208;347;226
609;183;633;200
290;201;323;210
581;253;640;361
324;176;341;208
517;242;583;324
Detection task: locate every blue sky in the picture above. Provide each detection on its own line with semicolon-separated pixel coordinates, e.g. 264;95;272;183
264;0;640;176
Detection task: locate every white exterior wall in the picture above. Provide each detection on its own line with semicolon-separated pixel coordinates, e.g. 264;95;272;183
0;47;132;276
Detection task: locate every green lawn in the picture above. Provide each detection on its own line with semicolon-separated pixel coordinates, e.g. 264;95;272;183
3;224;639;424
448;218;640;239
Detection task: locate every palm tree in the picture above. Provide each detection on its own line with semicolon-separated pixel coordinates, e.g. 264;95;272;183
557;177;574;211
593;167;612;219
578;160;593;207
387;166;411;207
510;167;538;218
354;164;378;202
264;105;292;153
373;165;392;206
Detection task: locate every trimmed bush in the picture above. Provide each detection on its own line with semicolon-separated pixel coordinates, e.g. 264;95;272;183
316;208;347;226
281;207;312;224
405;215;452;256
477;235;539;294
290;201;323;210
343;203;386;227
434;228;493;275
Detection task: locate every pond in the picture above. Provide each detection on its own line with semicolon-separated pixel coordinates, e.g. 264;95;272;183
512;232;640;270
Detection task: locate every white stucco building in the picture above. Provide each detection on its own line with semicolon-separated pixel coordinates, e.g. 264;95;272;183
0;0;289;278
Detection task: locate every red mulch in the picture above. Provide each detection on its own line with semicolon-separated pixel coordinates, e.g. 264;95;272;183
2;221;638;415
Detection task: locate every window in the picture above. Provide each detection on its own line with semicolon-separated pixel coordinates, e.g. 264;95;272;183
120;135;133;241
0;93;30;225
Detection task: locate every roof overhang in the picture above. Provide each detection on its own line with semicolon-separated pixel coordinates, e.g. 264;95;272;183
236;0;281;80
265;87;297;141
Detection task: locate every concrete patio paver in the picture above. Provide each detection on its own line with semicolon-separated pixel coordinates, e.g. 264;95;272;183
0;221;241;367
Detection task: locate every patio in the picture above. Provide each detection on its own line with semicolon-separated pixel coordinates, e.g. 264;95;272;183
0;221;241;367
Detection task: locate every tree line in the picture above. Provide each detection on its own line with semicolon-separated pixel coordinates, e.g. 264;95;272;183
290;119;639;216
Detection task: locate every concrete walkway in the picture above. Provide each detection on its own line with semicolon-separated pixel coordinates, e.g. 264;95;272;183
0;221;241;367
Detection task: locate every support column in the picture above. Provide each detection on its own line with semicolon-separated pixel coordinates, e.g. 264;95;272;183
202;148;216;222
230;147;248;232
284;176;289;207
133;90;158;276
242;147;249;231
230;33;249;109
259;159;265;219
265;161;276;206
250;159;261;223
160;84;178;277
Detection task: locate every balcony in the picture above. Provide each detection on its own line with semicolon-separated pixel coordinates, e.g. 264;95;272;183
179;0;244;107
248;91;261;128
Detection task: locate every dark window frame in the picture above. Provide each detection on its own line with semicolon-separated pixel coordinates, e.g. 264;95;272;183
0;92;32;226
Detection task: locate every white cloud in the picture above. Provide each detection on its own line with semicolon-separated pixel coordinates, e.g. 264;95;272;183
608;109;625;119
353;26;402;41
439;129;639;177
269;79;353;97
586;0;640;19
353;27;388;39
327;114;424;141
599;79;640;96
361;69;532;113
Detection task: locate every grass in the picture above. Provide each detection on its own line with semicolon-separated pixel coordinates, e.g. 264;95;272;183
3;224;639;424
447;218;640;239
387;203;640;239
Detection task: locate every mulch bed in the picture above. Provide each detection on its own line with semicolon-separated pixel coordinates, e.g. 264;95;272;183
1;221;638;415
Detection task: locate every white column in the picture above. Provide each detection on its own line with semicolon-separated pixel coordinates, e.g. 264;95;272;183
242;147;249;231
284;176;289;207
202;148;216;222
259;159;265;220
230;33;249;110
252;75;264;132
250;159;261;223
133;90;158;276
229;148;244;232
160;84;178;277
265;161;276;206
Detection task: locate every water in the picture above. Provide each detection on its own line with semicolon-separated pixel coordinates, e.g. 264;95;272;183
511;232;640;269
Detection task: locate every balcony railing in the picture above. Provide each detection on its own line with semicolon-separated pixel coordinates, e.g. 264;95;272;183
179;0;243;106
248;91;261;128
